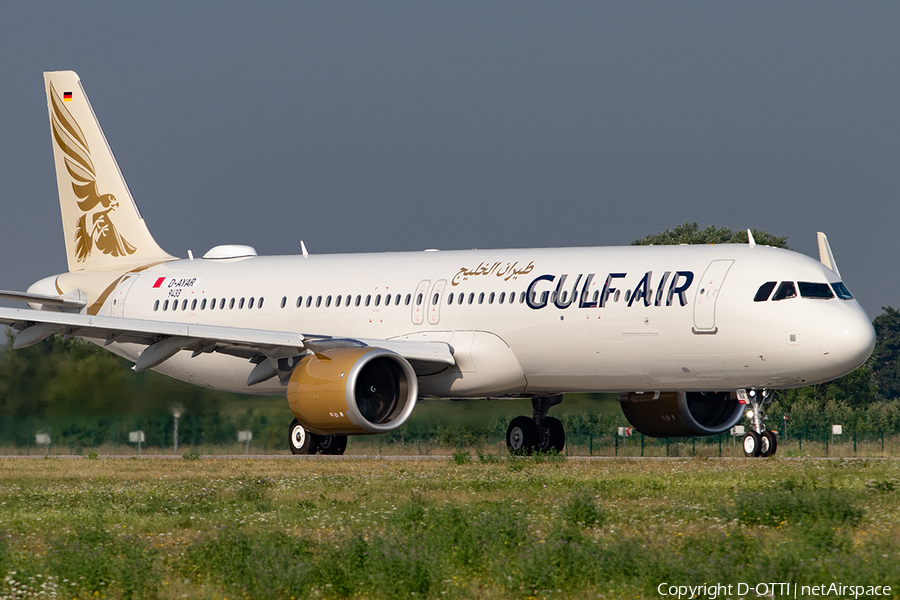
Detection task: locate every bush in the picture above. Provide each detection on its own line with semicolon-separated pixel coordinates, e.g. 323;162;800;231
731;481;863;528
561;488;606;528
451;449;471;465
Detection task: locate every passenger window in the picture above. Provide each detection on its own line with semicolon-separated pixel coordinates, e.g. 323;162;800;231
365;295;371;307
182;299;188;311
772;282;797;301
306;297;312;308
832;282;854;300
258;297;264;309
210;298;216;310
375;294;381;306
519;292;526;303
355;295;361;307
384;294;390;306
478;292;485;304
191;299;197;311
405;294;411;306
754;281;777;302
219;298;226;310
162;300;167;311
325;295;332;308
248;297;255;309
416;293;423;306
239;298;245;309
336;295;342;306
172;301;177;311
316;296;322;308
798;282;834;299
468;293;474;305
296;296;303;308
395;294;401;305
201;299;207;310
499;292;505;303
458;293;464;305
432;293;439;305
489;292;495;304
447;292;454;304
281;296;287;309
154;300;160;311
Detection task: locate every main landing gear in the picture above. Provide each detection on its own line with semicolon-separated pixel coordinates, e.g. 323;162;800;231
741;389;778;458
289;419;347;456
506;395;566;455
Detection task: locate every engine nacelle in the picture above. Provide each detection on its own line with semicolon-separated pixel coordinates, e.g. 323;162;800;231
287;347;418;435
618;391;745;437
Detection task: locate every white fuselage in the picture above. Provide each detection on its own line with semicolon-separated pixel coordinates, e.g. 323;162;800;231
91;243;874;398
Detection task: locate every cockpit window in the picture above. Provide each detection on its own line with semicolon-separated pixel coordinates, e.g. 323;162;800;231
771;281;797;301
754;281;777;302
798;282;835;299
832;282;854;300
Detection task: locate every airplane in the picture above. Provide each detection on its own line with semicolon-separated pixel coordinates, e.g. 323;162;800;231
0;71;876;458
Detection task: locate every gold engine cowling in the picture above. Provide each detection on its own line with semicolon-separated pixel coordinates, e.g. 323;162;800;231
287;347;418;435
618;391;745;437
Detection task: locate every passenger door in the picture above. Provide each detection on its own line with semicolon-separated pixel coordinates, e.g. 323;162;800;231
692;259;734;333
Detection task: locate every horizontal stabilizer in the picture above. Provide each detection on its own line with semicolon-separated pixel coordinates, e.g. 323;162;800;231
0;290;87;310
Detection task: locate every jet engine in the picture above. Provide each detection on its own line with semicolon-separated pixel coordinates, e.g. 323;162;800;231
287;347;418;435
618;391;745;437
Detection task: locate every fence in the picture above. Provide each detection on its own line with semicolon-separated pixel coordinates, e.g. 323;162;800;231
2;412;900;457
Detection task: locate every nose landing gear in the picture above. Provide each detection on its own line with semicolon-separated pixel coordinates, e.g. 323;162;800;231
506;395;566;455
741;389;778;457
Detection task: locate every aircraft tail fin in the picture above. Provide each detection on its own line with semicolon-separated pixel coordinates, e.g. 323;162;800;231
44;71;174;273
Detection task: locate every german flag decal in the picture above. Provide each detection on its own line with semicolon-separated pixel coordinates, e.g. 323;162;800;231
63;91;73;102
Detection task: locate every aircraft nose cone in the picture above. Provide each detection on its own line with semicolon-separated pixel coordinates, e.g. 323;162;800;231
830;305;876;372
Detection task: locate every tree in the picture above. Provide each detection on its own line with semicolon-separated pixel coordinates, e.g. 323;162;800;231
870;306;900;400
631;222;789;249
0;331;232;419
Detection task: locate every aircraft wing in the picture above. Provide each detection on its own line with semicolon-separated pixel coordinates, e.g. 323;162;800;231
0;307;455;384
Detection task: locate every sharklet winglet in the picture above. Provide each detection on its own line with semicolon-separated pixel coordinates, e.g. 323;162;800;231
817;232;841;278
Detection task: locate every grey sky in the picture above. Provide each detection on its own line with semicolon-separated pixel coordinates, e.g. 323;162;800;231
1;2;898;318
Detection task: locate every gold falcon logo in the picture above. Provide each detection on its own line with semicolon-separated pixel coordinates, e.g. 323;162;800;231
49;82;136;262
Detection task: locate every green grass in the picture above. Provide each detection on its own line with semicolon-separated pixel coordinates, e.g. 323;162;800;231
0;457;898;599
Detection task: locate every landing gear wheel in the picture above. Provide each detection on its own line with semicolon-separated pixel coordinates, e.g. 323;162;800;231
507;416;539;455
760;430;778;457
315;434;348;456
289;419;317;455
541;417;566;454
742;431;762;457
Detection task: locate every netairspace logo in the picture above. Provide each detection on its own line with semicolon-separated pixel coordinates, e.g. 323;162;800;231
657;582;893;599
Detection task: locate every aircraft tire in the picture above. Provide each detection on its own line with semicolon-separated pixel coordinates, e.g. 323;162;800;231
542;417;566;454
507;416;539;455
761;430;778;457
315;434;348;455
742;431;762;458
289;419;317;455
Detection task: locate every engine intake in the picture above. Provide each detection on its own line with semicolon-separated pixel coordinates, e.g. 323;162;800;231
287;347;418;435
618;391;745;437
